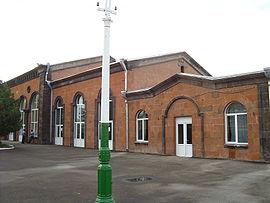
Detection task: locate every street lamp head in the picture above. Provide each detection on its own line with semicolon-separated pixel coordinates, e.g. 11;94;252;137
97;0;117;16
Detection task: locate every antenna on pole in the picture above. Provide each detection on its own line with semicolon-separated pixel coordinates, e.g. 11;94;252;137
97;0;117;16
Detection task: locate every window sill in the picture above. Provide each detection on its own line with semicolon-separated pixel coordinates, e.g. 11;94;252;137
224;144;248;149
135;141;148;145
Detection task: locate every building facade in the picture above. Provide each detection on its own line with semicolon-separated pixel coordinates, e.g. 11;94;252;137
6;52;270;161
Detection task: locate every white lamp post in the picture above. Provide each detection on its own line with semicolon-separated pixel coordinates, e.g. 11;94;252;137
95;1;116;203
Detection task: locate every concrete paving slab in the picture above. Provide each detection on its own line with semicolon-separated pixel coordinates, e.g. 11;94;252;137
1;141;270;203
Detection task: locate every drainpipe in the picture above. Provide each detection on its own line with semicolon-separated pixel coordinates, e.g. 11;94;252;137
120;58;129;151
45;63;53;144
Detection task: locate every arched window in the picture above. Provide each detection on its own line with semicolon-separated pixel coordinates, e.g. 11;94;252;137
55;99;64;140
19;96;27;130
30;94;39;137
136;110;149;142
225;102;248;144
74;95;85;143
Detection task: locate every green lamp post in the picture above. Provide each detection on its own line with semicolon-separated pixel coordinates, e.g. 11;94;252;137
95;1;116;203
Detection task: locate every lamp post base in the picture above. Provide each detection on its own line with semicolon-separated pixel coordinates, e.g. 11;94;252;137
95;197;115;203
95;123;115;203
95;163;115;203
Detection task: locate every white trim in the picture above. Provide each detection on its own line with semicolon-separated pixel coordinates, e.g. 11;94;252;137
176;117;192;157
55;102;64;145
225;103;248;145
136;111;149;142
73;96;85;148
179;70;264;80
19;97;26;131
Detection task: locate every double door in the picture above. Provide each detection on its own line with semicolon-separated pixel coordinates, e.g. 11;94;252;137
55;125;63;145
176;117;193;157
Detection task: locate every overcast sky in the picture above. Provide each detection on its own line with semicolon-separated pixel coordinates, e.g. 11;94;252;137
0;0;270;82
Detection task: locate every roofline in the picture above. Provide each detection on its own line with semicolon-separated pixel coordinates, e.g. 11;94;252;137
126;51;211;76
50;56;116;72
179;70;265;81
123;70;267;100
6;65;47;88
51;61;122;88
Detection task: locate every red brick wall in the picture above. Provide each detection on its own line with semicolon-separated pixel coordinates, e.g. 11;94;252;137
51;62;102;80
128;83;261;161
128;60;202;91
10;77;41;140
10;77;40;101
52;71;126;150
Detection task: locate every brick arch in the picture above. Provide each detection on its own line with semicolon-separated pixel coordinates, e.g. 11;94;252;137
54;96;64;106
223;100;247;115
164;96;201;118
72;91;85;104
162;96;205;157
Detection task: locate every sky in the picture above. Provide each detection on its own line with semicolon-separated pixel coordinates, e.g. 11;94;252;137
0;0;270;82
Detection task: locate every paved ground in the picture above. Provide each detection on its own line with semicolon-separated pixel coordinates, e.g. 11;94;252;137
1;141;270;203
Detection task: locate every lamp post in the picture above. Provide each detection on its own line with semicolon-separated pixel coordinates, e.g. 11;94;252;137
95;1;116;203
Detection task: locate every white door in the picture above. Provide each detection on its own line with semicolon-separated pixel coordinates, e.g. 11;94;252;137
74;123;85;148
55;104;64;146
98;121;113;150
74;96;85;148
176;117;193;157
8;132;14;141
55;125;63;145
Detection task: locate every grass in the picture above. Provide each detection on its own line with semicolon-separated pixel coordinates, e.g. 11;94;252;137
0;143;13;148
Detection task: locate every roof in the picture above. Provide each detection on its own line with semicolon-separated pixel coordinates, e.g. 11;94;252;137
122;70;267;100
126;51;211;76
7;51;210;88
50;56;115;72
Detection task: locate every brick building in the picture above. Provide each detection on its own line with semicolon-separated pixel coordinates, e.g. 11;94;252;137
6;52;270;161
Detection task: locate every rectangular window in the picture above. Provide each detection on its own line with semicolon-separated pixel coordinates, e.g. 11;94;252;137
108;123;112;140
76;106;81;122
238;114;247;143
81;106;86;122
178;124;184;144
138;120;143;140
109;101;113;121
187;124;192;144
76;123;80;139
34;123;38;137
144;120;148;141
57;126;61;138
60;109;64;125
227;116;236;142
60;126;63;137
31;111;34;122
56;109;60;125
81;123;85;139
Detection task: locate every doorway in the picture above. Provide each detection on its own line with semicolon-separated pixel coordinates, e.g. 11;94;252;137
176;117;192;157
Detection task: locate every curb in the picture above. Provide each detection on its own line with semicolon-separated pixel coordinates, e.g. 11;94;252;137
0;145;15;150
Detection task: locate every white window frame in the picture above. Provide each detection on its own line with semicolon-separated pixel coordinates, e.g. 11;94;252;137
31;94;39;137
74;96;85;140
19;97;26;130
136;110;149;143
55;101;64;138
225;104;248;145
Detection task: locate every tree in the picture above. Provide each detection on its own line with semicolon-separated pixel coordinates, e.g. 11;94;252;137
0;83;21;139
